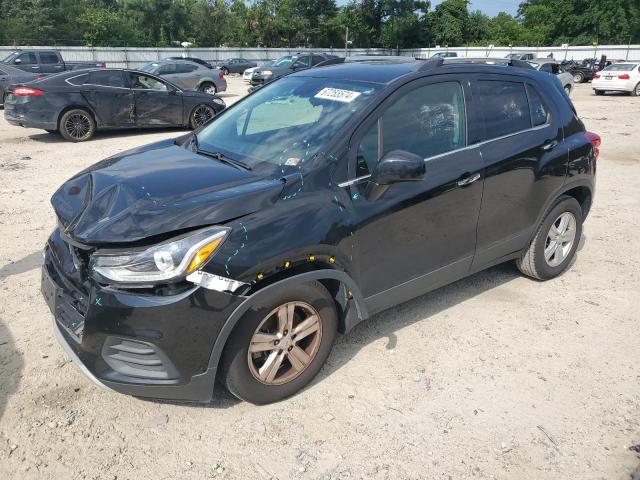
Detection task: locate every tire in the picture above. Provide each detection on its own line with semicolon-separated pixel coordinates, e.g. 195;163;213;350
189;104;215;129
631;82;640;97
564;85;571;96
516;195;583;280
220;281;338;404
59;108;95;142
199;82;216;95
573;72;584;83
594;89;605;96
222;67;229;76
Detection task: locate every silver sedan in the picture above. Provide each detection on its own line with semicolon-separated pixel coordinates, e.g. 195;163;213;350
139;60;227;94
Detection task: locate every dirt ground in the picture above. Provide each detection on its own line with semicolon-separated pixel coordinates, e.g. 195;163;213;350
0;75;639;480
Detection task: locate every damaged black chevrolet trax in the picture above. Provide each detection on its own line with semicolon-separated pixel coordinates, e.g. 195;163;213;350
42;59;599;404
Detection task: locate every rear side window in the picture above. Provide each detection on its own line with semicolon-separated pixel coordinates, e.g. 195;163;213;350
157;64;178;75
87;70;125;88
66;73;88;86
477;80;531;138
39;52;59;64
311;55;325;65
176;63;198;73
526;85;550;126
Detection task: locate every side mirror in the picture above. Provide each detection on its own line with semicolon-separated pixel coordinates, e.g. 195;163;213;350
366;150;425;201
14;58;21;64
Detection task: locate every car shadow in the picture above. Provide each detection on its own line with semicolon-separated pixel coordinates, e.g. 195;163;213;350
0;317;23;421
0;251;42;278
26;127;187;144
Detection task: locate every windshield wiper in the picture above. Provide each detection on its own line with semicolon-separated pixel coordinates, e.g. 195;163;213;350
190;134;252;171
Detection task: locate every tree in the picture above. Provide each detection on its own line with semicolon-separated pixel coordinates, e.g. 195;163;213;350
430;0;469;46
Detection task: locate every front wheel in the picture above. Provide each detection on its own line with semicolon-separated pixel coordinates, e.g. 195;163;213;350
59;109;95;142
573;72;584;83
222;67;229;76
564;85;571;96
220;281;337;404
516;196;583;280
190;104;215;129
199;82;216;95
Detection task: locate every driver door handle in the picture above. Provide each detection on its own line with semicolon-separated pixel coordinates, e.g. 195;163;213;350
542;140;558;151
457;172;481;187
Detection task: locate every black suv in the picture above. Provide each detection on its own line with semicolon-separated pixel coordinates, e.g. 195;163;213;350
42;59;599;404
250;52;339;87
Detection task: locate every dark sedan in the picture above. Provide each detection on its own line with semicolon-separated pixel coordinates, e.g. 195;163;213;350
0;63;42;107
216;58;257;75
4;68;225;141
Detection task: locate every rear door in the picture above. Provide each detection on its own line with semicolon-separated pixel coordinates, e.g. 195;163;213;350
38;51;64;74
127;71;183;126
82;70;134;127
471;75;566;267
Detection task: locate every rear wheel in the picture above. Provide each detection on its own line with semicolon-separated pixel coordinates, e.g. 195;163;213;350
199;82;216;94
516;196;583;280
59;109;95;142
220;281;337;404
564;85;571;96
573;72;585;83
190;104;215;129
594;89;605;96
631;82;640;97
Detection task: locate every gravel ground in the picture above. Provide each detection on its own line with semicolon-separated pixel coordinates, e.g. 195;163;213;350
0;76;639;480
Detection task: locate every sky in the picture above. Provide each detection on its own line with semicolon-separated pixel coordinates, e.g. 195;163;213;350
430;0;520;16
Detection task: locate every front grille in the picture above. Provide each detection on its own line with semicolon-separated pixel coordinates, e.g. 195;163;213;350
102;337;180;381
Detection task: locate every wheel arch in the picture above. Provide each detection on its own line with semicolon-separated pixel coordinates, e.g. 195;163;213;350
206;269;368;377
57;104;98;129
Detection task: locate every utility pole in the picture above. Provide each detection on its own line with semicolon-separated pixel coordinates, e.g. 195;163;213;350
345;26;349;57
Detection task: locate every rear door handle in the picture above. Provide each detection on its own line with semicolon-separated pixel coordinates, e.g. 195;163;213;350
457;172;481;187
542;140;558;151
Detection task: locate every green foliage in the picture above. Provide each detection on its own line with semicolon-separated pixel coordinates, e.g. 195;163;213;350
0;0;638;48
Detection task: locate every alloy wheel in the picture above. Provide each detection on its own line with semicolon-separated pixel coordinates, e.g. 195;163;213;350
573;74;583;83
192;105;214;127
64;113;91;140
247;301;322;385
544;212;577;267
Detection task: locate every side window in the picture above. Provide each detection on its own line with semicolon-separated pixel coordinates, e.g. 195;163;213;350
87;70;125;88
355;81;467;176
39;52;59;64
539;63;552;73
294;56;311;68
526;85;550;126
476;80;531;138
16;52;37;64
66;73;88;86
311;55;325;65
128;73;168;91
156;64;177;75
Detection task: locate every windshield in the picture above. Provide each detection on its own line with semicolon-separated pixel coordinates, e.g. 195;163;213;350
602;63;637;71
139;63;159;73
196;76;380;171
1;52;19;64
273;56;293;67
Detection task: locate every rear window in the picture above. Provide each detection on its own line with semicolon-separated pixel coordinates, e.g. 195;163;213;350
87;70;125;88
477;80;531;138
602;64;637;71
39;52;59;64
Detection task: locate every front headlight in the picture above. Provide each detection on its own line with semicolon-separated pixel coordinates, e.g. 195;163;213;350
261;70;273;76
90;227;229;284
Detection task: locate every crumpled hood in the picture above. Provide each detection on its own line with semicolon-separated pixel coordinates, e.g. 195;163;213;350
51;139;284;245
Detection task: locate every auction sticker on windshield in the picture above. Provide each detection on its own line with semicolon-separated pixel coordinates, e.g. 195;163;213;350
314;88;361;103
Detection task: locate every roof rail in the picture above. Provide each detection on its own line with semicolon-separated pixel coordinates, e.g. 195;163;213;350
443;57;535;69
417;58;444;71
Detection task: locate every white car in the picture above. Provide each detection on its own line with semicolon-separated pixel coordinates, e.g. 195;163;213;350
592;63;640;96
243;60;275;82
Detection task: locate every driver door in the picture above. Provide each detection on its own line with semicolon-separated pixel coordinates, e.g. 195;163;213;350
346;76;485;311
127;71;183;126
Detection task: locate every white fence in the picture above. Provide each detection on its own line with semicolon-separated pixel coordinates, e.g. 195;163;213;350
1;44;639;68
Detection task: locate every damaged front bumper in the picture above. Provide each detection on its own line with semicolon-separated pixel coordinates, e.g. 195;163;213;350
43;234;246;402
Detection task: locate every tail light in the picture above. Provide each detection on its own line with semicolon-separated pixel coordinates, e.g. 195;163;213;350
11;87;44;96
35;75;43;80
99;62;106;68
618;73;630;80
593;73;600;79
585;131;601;159
218;71;224;79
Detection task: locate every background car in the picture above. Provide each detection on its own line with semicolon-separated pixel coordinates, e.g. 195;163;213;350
592;63;640;96
1;49;105;73
140;59;227;94
505;52;537;61
216;58;257;75
562;56;610;83
431;51;457;58
4;68;225;141
250;52;339;86
0;63;42;107
528;59;574;95
243;60;274;82
165;56;213;69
